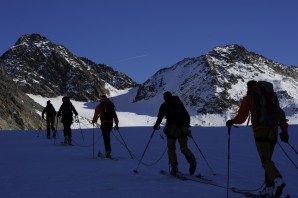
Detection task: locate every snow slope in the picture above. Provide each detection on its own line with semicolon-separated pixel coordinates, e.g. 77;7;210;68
2;94;295;198
0;126;297;197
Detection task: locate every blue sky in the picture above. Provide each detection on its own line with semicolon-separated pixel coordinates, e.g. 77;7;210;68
1;0;298;83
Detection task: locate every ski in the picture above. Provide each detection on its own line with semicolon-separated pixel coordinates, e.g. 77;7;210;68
47;135;56;139
159;170;213;184
60;142;74;146
97;152;119;161
179;172;213;182
231;187;291;198
231;187;265;198
160;170;188;181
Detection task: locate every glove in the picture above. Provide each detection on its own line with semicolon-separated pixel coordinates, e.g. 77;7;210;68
279;131;289;143
114;124;119;130
153;124;159;130
226;120;234;128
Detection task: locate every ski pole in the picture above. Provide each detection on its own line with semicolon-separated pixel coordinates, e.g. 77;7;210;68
190;135;215;175
37;126;42;138
37;118;43;138
227;126;231;198
287;142;298;155
92;123;95;159
54;116;59;144
133;129;156;173
76;116;84;141
277;142;298;169
115;128;134;159
55;116;60;138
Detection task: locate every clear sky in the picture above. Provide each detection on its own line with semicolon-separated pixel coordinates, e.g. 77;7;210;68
1;0;298;83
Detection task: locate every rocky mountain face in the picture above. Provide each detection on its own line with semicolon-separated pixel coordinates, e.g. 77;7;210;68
134;45;298;116
1;34;138;101
0;60;43;130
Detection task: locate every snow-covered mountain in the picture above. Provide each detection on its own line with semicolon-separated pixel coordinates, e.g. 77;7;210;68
134;45;298;118
0;34;138;101
1;34;298;129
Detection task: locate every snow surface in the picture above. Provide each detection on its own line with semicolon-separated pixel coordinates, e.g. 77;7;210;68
1;96;298;198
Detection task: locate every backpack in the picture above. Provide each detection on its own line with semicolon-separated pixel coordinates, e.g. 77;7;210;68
166;96;190;126
100;101;116;120
251;81;284;127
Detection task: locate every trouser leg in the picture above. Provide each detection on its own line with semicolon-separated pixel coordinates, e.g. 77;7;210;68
254;128;281;185
101;125;112;152
178;136;196;174
46;119;51;137
167;137;177;166
63;122;72;144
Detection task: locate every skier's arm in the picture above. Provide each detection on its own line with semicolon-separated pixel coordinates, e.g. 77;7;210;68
154;104;165;128
92;105;100;123
71;105;78;116
233;96;250;124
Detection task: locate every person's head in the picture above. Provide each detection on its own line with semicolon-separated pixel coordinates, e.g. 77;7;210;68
163;91;172;102
47;100;51;105
100;95;108;102
62;96;69;103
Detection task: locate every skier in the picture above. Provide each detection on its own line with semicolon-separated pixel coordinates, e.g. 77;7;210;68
57;97;78;145
92;95;119;158
153;91;196;176
42;100;57;139
226;80;289;198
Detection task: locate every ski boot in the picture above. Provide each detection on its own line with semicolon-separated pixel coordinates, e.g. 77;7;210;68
260;186;274;197
170;164;178;176
274;177;286;198
105;150;111;158
188;155;197;175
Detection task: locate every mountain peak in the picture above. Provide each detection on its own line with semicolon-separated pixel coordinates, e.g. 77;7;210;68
213;44;246;53
15;33;50;45
207;44;252;65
